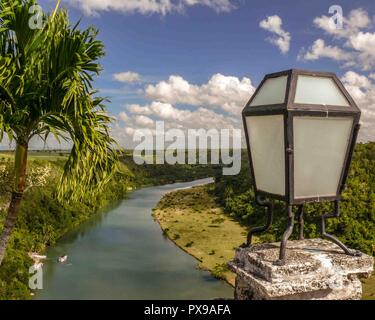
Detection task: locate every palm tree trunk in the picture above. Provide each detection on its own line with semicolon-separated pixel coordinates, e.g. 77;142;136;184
0;142;28;266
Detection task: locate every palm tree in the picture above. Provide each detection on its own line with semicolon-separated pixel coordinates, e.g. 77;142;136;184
0;0;118;265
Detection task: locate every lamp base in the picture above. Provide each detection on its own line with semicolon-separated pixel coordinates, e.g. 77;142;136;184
229;239;373;300
247;199;359;263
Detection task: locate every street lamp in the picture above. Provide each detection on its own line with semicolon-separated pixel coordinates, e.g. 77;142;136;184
242;69;361;265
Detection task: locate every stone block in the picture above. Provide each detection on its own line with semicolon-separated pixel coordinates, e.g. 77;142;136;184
228;239;373;300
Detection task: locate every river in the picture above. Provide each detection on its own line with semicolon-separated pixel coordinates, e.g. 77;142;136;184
35;178;234;300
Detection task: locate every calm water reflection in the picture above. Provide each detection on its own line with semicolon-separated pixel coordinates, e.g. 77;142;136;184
35;178;234;300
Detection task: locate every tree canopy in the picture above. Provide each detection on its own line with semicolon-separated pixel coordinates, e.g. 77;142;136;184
0;0;118;201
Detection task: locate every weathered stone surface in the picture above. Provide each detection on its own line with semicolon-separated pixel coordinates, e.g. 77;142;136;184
228;239;374;300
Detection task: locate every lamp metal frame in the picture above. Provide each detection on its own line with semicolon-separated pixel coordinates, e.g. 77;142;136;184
242;69;361;265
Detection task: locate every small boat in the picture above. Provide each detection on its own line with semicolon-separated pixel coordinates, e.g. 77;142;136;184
58;255;68;263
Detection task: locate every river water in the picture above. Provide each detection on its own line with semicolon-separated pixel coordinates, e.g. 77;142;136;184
35;178;234;300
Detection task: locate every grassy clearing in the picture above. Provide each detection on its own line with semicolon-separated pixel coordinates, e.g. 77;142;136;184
154;183;374;298
363;275;375;300
153;184;247;286
0;151;68;161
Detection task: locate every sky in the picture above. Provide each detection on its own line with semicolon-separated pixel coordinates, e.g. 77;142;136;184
6;0;375;148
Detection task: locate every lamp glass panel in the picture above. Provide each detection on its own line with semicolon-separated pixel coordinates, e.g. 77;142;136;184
295;76;350;106
293;116;353;199
246;115;285;195
250;76;287;106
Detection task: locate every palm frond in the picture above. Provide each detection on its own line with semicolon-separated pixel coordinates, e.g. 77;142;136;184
0;0;121;201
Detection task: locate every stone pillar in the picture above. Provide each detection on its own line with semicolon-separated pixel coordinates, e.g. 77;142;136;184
228;239;373;300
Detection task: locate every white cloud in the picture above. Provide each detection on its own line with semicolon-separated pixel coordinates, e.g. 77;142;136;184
112;72;257;147
134;115;154;127
259;15;291;54
345;8;371;30
349;32;375;70
114;100;240;147
119;111;131;122
341;71;375;142
313;8;371;39
183;0;233;12
126;102;190;122
144;74;254;115
114;71;375;144
121;102;236;130
125;127;136;136
3;71;254;149
113;71;141;83
146;101;186;120
302;8;375;70
127;104;152;115
299;39;353;62
69;0;234;16
342;71;372;93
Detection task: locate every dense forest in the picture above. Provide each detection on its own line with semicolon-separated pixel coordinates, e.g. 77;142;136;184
0;143;373;299
0;152;217;299
213;142;375;256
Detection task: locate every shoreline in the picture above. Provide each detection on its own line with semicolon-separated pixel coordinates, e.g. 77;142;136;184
32;178;234;300
0;151;217;300
152;183;248;287
27;178;215;286
152;184;375;300
153;215;235;288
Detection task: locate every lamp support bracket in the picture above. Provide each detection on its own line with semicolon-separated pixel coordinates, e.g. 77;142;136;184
245;195;274;246
244;199;361;266
320;200;362;257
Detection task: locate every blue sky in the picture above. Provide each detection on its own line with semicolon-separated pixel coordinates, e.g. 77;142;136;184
28;0;375;146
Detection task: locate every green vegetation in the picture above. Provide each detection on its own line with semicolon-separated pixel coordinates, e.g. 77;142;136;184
0;152;217;299
0;158;125;299
153;184;247;286
0;0;119;266
1;143;373;299
153;143;374;298
363;276;375;300
121;153;219;187
213;143;375;256
213;143;374;299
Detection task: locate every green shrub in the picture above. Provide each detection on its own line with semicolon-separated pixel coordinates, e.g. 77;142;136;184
0;155;217;299
213;143;375;256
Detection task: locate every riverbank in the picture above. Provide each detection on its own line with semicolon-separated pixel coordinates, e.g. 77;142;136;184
153;183;375;299
153;183;247;286
0;160;128;299
34;178;233;300
363;275;375;300
0;152;219;300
